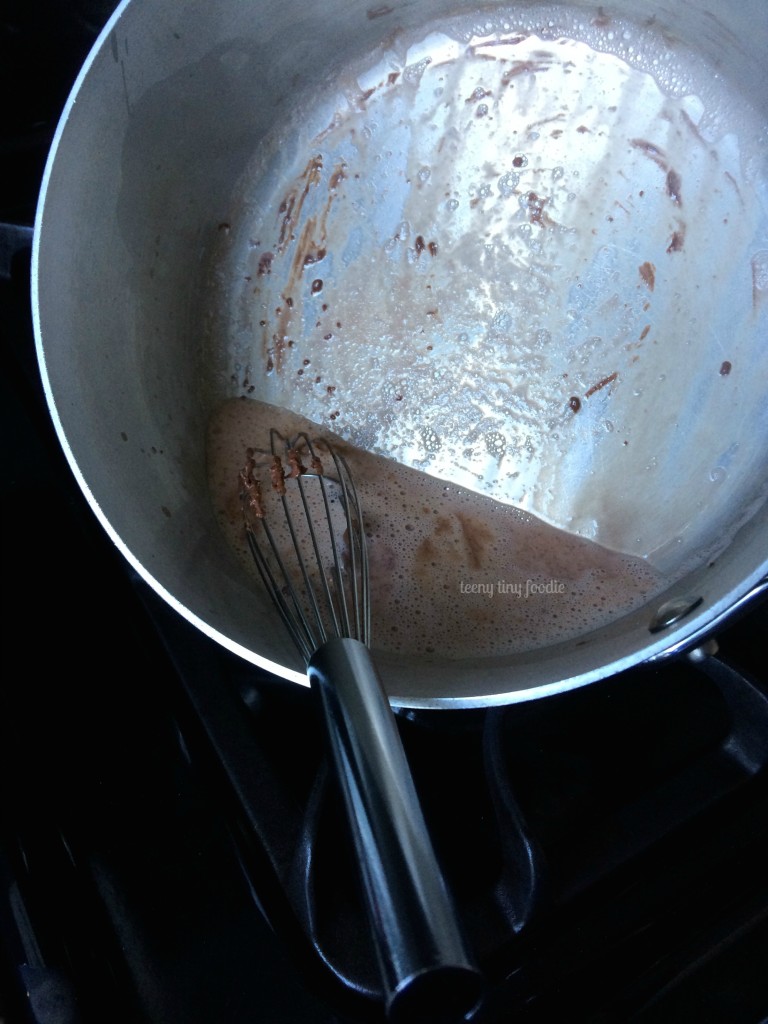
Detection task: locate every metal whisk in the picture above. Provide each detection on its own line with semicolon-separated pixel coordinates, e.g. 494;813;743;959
240;431;482;1024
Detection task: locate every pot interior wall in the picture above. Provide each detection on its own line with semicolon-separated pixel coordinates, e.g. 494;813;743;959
34;0;768;704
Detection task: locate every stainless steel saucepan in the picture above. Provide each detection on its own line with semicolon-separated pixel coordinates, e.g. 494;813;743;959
34;0;767;710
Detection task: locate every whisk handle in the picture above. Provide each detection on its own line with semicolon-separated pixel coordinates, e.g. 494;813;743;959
308;638;483;1023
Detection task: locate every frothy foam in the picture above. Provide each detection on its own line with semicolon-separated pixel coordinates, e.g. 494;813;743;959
208;398;666;659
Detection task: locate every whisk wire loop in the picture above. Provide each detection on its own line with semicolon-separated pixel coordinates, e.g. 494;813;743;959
293;463;342;642
244;514;316;661
242;430;370;662
326;441;370;646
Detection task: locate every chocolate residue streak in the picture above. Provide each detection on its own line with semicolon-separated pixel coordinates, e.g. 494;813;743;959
630;138;668;171
275;156;323;251
433;516;452;537
387;71;400;85
271;278;298;369
277;195;296;249
469;36;526;52
284;160;342;303
585;372;618;399
501;60;549;85
639;325;651;340
286;447;307;478
257;251;274;276
273;162;343;369
428;241;438;257
666;221;686;253
724;171;745;208
665;168;683;205
639;261;656;290
270;455;286;495
456;513;493;571
527;192;556;227
415;235;426;256
719;360;732;376
303;245;327;267
366;4;393;17
414;535;439;577
679;108;708;147
569;396;581;413
329;164;347;191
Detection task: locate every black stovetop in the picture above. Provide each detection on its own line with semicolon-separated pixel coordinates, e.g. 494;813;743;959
2;5;768;1023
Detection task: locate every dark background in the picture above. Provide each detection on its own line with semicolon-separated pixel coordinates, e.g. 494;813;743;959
2;4;768;1023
